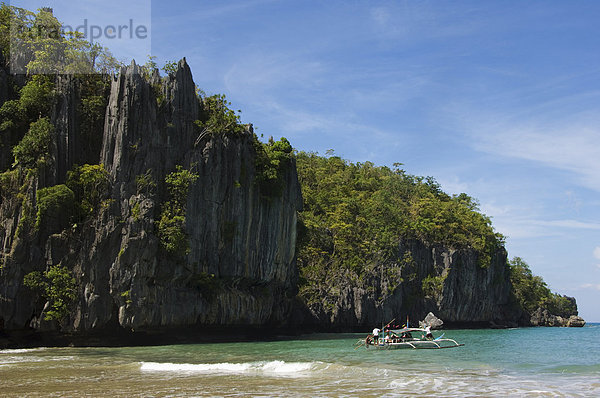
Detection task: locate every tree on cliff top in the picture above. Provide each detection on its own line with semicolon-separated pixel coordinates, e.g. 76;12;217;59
509;257;577;318
296;151;505;314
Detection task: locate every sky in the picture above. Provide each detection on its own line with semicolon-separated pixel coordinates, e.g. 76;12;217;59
11;0;600;322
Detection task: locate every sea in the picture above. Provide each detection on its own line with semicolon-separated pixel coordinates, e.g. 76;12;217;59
1;324;599;397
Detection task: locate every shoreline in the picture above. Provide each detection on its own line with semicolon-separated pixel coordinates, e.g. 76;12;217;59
1;321;591;349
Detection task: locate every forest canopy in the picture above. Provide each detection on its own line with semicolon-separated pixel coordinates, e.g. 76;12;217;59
509;257;577;318
295;151;505;311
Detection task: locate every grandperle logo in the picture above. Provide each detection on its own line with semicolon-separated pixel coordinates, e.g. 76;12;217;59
62;19;148;43
8;6;150;74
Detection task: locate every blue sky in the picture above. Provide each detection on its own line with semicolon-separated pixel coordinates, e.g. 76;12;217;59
12;1;600;321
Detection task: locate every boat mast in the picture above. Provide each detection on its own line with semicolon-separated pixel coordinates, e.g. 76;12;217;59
380;258;384;332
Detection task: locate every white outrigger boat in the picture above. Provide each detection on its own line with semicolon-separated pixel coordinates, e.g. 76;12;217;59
356;326;464;350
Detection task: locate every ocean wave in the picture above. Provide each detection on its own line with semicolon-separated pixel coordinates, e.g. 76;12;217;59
386;370;600;396
0;347;48;354
140;360;321;376
543;363;600;374
0;355;76;365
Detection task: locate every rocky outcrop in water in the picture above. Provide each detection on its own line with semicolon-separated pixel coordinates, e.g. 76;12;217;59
529;308;586;327
420;312;443;330
566;315;586;327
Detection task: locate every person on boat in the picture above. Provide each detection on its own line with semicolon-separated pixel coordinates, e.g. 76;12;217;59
424;325;434;340
372;328;380;343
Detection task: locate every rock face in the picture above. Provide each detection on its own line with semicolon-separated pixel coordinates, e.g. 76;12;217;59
0;59;302;334
303;239;521;329
0;53;8;105
0;51;13;171
420;312;443;330
409;240;514;323
566;315;586;327
530;308;586;327
530;308;561;327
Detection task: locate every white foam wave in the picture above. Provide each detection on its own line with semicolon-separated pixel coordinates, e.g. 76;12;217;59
0;355;75;365
140;360;318;376
0;348;48;354
386;370;600;397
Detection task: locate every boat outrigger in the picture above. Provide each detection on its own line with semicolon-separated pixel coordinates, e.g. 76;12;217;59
355;320;464;350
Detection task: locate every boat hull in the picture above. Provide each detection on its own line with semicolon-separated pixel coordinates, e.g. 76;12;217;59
357;327;464;350
364;339;464;350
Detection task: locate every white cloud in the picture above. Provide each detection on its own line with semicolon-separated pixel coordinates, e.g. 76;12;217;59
476;214;600;241
533;220;600;230
593;246;600;260
581;283;600;291
491;218;561;240
219;49;420;152
223;54;325;96
370;7;392;28
368;3;482;42
437;176;470;196
157;0;276;25
476;203;600;240
443;79;600;193
472;124;600;192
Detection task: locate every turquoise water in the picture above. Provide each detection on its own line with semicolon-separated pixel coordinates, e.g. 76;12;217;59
1;325;599;397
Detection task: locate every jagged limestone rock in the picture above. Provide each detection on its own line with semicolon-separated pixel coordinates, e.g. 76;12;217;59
307;239;521;329
0;59;302;334
529;308;585;327
420;312;444;330
566;315;585;327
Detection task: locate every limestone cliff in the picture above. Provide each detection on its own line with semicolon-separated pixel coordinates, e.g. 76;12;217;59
0;52;579;343
0;59;302;335
298;238;521;330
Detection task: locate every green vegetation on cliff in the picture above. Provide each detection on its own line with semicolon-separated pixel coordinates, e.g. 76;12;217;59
296;151;505;312
194;90;294;198
195;93;245;137
254;136;293;198
0;75;55;170
23;263;77;325
66;164;110;222
0;5;118;176
35;184;74;230
157;165;199;256
12;116;53;169
78;75;111;158
509;257;577;318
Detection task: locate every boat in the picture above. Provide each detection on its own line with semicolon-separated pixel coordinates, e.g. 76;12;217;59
356;326;464;350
